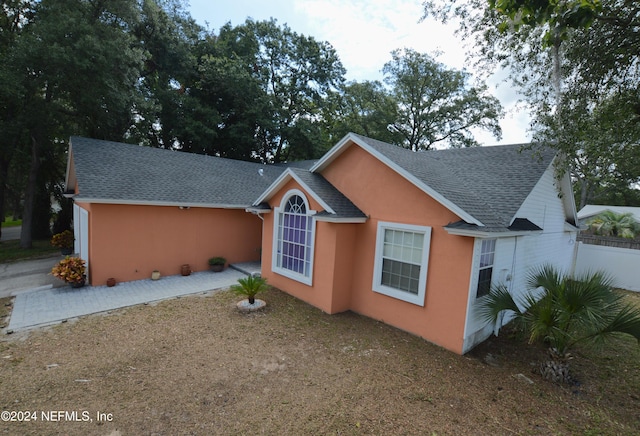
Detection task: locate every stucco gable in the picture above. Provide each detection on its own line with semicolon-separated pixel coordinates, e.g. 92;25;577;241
311;133;564;232
254;168;367;222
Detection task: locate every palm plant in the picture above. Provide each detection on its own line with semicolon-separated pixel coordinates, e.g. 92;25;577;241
231;275;268;305
586;211;639;239
480;265;640;383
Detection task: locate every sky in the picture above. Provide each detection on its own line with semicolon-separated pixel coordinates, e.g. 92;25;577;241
187;0;531;146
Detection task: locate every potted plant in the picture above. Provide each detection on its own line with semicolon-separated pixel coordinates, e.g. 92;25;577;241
208;256;226;272
50;230;74;255
51;256;86;288
231;275;268;312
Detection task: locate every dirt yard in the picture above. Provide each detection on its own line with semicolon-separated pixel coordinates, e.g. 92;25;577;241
1;287;638;435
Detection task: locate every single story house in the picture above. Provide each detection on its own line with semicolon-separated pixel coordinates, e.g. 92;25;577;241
65;133;578;354
577;204;640;228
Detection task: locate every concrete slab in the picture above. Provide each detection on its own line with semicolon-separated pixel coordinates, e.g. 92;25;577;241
230;261;262;277
6;268;247;332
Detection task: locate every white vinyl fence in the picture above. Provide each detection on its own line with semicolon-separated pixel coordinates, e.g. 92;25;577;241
575;236;640;292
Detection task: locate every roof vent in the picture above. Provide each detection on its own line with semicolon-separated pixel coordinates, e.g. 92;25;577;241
258;168;264;176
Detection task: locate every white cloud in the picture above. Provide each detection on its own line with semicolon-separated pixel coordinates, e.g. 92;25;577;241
188;0;531;145
293;0;467;81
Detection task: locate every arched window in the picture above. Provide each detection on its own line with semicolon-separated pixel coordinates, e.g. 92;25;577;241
273;191;315;284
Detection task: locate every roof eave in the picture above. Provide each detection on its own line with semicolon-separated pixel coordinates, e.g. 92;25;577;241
444;227;544;238
314;216;368;223
72;198;251;209
64;140;77;196
245;206;272;214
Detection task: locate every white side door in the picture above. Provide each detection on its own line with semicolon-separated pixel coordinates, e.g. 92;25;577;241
73;204;90;280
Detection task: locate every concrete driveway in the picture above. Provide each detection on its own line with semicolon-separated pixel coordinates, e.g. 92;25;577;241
0;254;66;298
0;226;67;297
0;225;21;242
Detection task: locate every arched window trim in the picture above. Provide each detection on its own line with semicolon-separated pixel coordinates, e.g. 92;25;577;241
277;189;318;215
272;190;316;286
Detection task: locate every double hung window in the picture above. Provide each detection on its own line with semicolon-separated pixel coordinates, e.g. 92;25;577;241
475;239;496;298
372;222;431;306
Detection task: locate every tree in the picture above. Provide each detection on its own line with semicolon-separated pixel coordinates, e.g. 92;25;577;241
322;80;402;147
423;0;640;204
0;0;35;240
129;0;207;151
488;0;601;43
382;49;503;150
223;19;346;162
480;265;640;383
4;0;146;248
535;91;640;208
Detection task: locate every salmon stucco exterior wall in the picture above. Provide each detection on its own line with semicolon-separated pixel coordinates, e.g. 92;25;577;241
262;143;477;354
77;202;262;286
261;179;359;313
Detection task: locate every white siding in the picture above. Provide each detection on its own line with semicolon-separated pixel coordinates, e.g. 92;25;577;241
462;166;578;353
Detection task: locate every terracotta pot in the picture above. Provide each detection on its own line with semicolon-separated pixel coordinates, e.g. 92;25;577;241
181;264;191;276
106;277;116;287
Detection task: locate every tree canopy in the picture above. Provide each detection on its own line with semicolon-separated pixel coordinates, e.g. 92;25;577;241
383;48;502;150
423;0;640;207
1;0;506;245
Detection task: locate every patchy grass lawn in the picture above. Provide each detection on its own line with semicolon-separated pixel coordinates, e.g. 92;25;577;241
0;288;638;435
0;239;59;263
1;218;21;228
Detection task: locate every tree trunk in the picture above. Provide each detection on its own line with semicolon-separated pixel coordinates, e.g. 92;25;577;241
20;136;42;249
579;177;590;210
539;347;573;384
0;156;9;240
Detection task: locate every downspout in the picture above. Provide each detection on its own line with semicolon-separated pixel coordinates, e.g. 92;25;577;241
497;235;519;334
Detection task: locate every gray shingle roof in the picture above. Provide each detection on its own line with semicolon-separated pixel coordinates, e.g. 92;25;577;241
349;134;556;230
69;134;557;230
288;169;366;220
69;136;286;207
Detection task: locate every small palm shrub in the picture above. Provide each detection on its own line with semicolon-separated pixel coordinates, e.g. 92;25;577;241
586;211;639;239
480;264;640;383
231;275;267;304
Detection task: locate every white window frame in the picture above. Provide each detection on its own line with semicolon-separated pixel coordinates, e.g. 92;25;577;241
372;221;431;306
271;189;316;286
475;238;496;299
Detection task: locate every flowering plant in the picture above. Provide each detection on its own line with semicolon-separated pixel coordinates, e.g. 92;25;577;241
51;256;86;284
50;230;74;249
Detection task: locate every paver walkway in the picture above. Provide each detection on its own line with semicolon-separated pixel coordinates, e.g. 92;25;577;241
7;264;260;332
